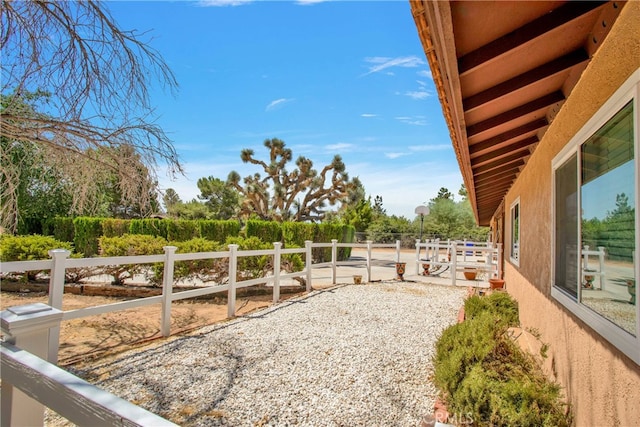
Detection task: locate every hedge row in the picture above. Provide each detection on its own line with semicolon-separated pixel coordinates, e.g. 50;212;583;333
246;220;355;262
19;216;355;260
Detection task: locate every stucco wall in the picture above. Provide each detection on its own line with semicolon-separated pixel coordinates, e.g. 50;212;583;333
501;2;640;426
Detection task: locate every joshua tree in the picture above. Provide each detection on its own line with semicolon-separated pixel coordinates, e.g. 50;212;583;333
227;138;357;222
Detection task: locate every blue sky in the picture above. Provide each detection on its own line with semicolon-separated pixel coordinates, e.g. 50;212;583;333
106;0;463;219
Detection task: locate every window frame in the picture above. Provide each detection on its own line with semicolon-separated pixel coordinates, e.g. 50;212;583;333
509;197;520;266
551;68;640;365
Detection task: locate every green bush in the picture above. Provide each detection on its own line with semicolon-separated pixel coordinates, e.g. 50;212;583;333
166;219;200;242
129;218;168;239
158;237;222;284
51;217;75;243
0;234;73;261
102;218;131;238
282;221;317;248
73;217;104;257
0;234;74;281
464;291;519;327
434;293;570;426
198;219;241;242
99;234;167;285
245;220;283;244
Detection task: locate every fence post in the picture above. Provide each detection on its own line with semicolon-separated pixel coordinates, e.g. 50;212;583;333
451;241;457;286
331;239;338;284
228;244;239;317
305;241;313;292
273;242;282;303
161;246;177;337
47;249;69;364
1;303;63;426
583;245;590;270
497;243;503;279
415;239;421;275
366;240;373;282
598;246;606;290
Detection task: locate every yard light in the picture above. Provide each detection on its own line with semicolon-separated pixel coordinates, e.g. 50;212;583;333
414;205;430;241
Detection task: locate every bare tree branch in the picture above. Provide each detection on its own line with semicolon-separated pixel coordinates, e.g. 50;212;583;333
0;0;183;232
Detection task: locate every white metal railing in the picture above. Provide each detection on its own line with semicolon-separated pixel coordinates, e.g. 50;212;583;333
414;239;502;285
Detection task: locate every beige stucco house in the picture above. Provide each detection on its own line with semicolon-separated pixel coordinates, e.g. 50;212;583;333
410;1;639;425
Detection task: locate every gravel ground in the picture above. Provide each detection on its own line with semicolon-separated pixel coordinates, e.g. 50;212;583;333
57;282;466;427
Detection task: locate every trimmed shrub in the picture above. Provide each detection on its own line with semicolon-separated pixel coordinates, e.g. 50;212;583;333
73;217;104;257
0;234;73;261
0;234;74;281
198;219;241;242
129;218;168;239
52;217;75;243
245;219;283;244
152;237;222;284
282;221;317;248
99;234;167;285
166;219;200;242
102;218;131;238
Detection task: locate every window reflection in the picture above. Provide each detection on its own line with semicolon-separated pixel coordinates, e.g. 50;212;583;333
581;101;636;336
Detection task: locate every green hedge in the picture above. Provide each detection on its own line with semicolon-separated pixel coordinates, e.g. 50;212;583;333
245;219;283;243
166;219;200;242
129;218;168;239
102;218;131;238
73;217;104;257
198;219;241;242
51;217;75;243
0;234;74;261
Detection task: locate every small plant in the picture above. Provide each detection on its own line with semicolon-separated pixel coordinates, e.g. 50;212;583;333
99;234;167;285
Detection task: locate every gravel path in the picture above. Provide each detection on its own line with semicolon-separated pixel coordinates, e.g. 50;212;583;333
66;282;466;426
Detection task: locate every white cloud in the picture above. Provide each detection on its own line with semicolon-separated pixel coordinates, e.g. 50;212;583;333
417;69;433;80
408;144;452;152
295;0;328;5
360;113;377;118
197;0;253;6
417;80;427;87
265;98;295;112
385;152;407;159
325;142;354;151
362;56;425;76
404;90;430;100
395;116;427;126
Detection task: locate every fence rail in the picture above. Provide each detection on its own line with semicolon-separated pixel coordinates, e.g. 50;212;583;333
1;238;494;426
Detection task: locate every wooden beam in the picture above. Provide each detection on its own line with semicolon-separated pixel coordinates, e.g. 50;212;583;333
470;123;542;155
473;153;525;174
471;137;537;166
466;91;564;137
458;1;606;74
463;49;589;111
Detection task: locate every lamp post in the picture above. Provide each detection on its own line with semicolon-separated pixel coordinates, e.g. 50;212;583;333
414;205;430;241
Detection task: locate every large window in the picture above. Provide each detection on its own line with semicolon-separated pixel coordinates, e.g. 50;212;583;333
552;70;639;364
510;198;520;266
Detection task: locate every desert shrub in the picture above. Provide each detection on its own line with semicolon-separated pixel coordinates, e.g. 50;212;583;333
73;217;104;257
464;291;519;326
434;293;570;426
99;234;167;285
0;234;74;281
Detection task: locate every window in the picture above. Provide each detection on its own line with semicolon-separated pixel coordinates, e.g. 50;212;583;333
552;69;639;364
510;198;520;266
